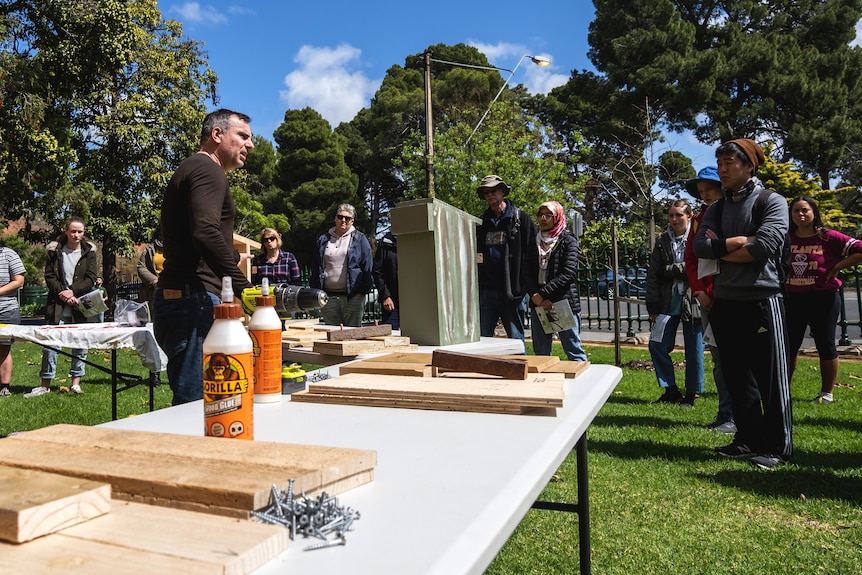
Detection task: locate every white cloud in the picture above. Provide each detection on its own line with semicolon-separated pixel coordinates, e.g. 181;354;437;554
227;6;256;16
170;2;227;25
280;44;382;127
853;19;862;47
468;41;568;95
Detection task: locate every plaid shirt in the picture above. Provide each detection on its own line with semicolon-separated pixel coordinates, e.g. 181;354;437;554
252;250;301;285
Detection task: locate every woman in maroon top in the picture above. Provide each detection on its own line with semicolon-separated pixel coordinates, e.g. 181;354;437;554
786;196;862;403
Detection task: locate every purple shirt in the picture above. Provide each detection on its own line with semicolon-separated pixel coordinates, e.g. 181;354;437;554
786;229;862;293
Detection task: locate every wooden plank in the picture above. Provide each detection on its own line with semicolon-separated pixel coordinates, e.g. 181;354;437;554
360;352;433;364
306;373;564;408
0;425;375;515
114;469;373;519
0;501;290;575
339;362;433;377
0;465;111;543
327;324;392;341
367;335;412;347
432;349;529;380
291;391;527;414
313;339;387;356
543;361;591;378
499;355;561;372
283;317;323;328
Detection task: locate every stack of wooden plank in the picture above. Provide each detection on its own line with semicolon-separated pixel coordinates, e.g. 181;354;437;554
0;491;290;574
0;425;376;518
290;351;586;415
337;351;591;379
0;425;378;571
282;321;418;362
291;371;565;414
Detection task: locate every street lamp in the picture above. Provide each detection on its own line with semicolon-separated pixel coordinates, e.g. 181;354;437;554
464;54;550;147
422;52;551;197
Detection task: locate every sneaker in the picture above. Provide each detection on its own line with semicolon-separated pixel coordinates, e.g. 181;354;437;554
713;420;738;434
715;442;756;459
679;392;700;408
811;392;833;404
706;416;730;429
750;454;786;470
71;384;83;394
23;386;50;398
0;387;10;397
654;387;683;404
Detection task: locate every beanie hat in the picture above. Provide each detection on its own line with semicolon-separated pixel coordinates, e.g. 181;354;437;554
727;139;765;170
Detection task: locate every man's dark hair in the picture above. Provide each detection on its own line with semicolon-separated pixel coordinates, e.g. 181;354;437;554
200;108;251;146
715;141;751;166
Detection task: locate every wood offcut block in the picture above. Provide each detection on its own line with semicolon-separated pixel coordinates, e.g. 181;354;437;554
0;465;111;543
0;501;290;575
327;324;392;341
432;349;529;380
543;361;591;378
339;362;433;377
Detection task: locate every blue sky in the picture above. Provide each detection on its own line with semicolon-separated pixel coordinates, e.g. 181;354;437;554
158;2;862;170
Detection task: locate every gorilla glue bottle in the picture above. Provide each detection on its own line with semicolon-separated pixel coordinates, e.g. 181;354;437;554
202;277;254;440
248;278;283;403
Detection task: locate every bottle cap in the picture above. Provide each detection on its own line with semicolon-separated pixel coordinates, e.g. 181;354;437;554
255;295;275;307
214;302;242;320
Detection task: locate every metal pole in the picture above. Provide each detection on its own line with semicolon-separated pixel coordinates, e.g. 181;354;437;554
612;221;621;367
424;53;435;198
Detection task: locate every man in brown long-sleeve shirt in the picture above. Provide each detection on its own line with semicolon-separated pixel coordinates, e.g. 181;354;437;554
154;109;254;405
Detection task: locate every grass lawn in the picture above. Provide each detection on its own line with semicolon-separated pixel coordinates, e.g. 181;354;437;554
488;344;862;575
1;341;860;573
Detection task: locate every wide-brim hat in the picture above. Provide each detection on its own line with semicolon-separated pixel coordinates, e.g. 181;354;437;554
476;174;510;198
684;166;720;197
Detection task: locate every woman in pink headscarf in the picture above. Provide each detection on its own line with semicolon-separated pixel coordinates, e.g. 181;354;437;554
524;201;587;361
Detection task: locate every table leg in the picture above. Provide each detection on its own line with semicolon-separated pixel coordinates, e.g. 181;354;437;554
531;432;590;575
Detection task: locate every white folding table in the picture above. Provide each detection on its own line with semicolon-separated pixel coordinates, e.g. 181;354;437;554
0;322;166;419
101;361;621;574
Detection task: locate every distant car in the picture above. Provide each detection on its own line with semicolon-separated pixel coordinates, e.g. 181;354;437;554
591;268;625;300
619;267;647;298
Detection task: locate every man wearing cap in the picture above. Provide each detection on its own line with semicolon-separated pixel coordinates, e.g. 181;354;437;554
684;166;735;433
693;139;792;470
475;174;537;342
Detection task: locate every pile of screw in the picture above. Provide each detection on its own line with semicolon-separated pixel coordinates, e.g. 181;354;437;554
250;479;360;551
307;371;331;383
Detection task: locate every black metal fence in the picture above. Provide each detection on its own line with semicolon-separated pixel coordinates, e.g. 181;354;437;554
42;256;859;343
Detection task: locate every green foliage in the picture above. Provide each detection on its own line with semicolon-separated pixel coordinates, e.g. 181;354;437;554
1;0;218;294
0;233;44;284
395;95;581;218
758;142;861;234
586;0;862;187
580;217;649;255
270;108;360;268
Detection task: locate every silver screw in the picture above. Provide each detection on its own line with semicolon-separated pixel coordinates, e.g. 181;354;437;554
303;536;346;551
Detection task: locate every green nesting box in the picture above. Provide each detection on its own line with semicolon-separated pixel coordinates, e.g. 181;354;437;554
390;198;481;346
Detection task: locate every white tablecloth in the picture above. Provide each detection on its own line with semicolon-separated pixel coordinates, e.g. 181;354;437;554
0;322;166;372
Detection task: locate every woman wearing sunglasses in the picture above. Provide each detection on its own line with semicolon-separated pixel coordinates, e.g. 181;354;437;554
310;204;373;327
252;228;301;286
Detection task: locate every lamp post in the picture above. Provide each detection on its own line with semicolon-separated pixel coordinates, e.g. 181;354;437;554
422;52;551;197
464;54;550;147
